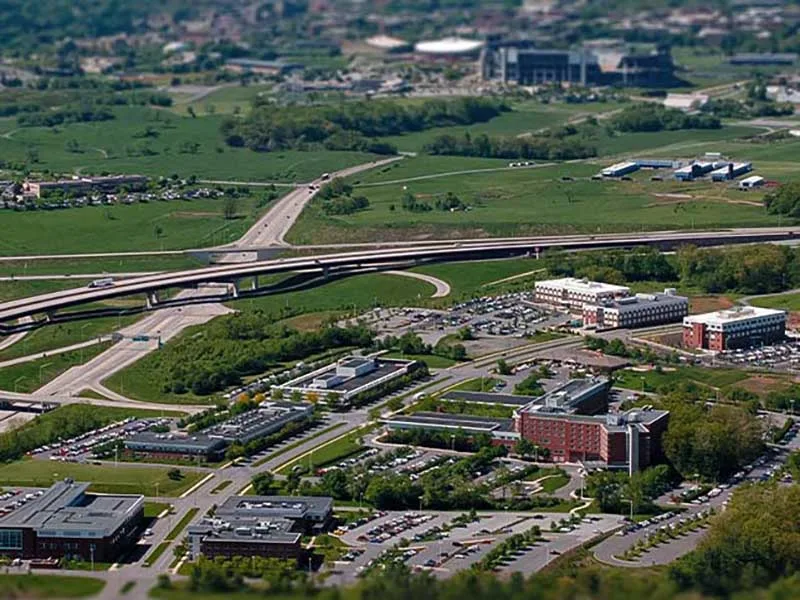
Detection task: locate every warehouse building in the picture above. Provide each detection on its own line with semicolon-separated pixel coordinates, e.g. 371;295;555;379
534;277;631;311
673;160;726;181
0;480;143;562
601;161;640;178
187;495;333;562
583;290;689;330
739;175;765;189
683;306;786;351
711;162;753;181
275;355;416;404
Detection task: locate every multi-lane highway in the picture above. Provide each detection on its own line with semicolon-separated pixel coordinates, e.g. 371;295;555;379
0;226;797;329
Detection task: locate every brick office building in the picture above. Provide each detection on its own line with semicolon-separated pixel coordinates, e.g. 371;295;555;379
583;291;689;330
683;306;786;351
0;480;143;563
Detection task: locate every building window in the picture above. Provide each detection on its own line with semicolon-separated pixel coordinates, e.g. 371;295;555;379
0;529;22;550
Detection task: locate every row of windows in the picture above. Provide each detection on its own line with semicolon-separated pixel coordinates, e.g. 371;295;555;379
0;529;22;550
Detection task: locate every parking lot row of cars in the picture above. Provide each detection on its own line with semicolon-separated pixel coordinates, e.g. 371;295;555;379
356;513;435;544
0;489;44;518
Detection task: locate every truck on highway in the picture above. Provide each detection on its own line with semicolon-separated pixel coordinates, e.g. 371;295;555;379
87;277;114;288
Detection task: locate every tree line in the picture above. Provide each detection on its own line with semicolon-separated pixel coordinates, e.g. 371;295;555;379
220;97;507;153
610;103;721;132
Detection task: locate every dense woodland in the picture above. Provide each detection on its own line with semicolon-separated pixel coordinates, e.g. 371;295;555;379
221;97;507;153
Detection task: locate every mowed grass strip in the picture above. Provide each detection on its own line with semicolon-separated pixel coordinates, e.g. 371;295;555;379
0;575;105;598
0;459;203;496
166;507;199;541
0;342;113;393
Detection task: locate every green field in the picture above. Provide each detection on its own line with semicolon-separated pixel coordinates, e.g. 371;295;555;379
0;459;203;495
0;254;203;277
144;501;171;518
169;83;274;116
382;101;625;153
384;352;457;368
411;258;543;298
0;315;139;361
615;366;750;394
0;575;105;598
0;195;269;256
751;292;800;312
287;158;781;244
0;342;113;393
0;279;88;302
0;106;378;183
275;426;372;475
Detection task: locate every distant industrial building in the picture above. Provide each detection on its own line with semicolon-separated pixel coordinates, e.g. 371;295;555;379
739;175;765;189
601;161;640;178
481;40;676;87
188;495;333;562
224;59;303;75
25;175;148;198
0;480;143;562
729;53;797;65
275;355;416;404
385;378;667;472
683;306;786;351
674;160;727;181
123;401;313;462
534;278;630;311
710;162;753;181
415;37;484;59
365;35;412;53
583;290;689;330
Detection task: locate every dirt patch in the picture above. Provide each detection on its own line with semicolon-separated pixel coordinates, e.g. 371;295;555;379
690;295;735;314
733;375;795;397
281;311;337;332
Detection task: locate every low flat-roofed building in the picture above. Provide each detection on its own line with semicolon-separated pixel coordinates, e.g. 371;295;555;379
683;306;786;351
204;401;314;445
25;175;148;198
276;355;416;403
216;495;333;533
583;290;689;330
188;516;304;562
534;277;631;311
0;480;143;562
123;432;227;463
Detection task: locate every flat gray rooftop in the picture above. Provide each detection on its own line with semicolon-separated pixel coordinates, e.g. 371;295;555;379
125;432;226;453
0;480;143;537
288;361;407;393
217;495;333;521
440;391;537;406
385;412;513;433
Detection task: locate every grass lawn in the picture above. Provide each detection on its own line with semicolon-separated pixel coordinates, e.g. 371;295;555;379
286;157;781;244
0;459;203;496
450;377;502;392
251;422;345;467
170;83;274;116
751;292;800;312
0;195;269;256
229;272;435;316
144;502;171;518
0;575;104;598
0;279;88;302
0;315;139;361
0;254;203;277
275;426;374;475
209;479;232;494
143;541;171;568
615;366;750;394
411;258;543;299
0;106;380;184
537;470;571;494
383;352;457;368
166;507;199;541
0;342;113;393
151;582;289;600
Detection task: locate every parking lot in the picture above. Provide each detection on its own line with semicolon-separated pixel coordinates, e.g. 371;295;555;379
716;339;800;370
327;510;622;585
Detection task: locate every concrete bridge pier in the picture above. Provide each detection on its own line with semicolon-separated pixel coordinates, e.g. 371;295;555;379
145;291;159;309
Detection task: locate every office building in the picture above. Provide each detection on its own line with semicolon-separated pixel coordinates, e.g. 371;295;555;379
123;432;227;463
276;355;416;403
683;306;786;351
204;401;314;445
188;495;334;562
583;290;689;330
534;277;630;311
0;480;143;562
481;40;676;87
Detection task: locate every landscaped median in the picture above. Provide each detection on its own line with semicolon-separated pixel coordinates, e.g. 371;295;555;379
616;508;716;563
274;423;378;476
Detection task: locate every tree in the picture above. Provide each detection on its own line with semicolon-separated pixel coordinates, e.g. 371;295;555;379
251;472;275;495
514;438;536;460
496;359;512;376
167;468;183;481
222;197;238;220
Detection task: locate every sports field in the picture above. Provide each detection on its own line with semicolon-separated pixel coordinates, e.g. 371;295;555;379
286;159;780;244
0;459;204;495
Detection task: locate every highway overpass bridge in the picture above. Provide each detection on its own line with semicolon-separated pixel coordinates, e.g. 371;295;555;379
0;228;797;333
